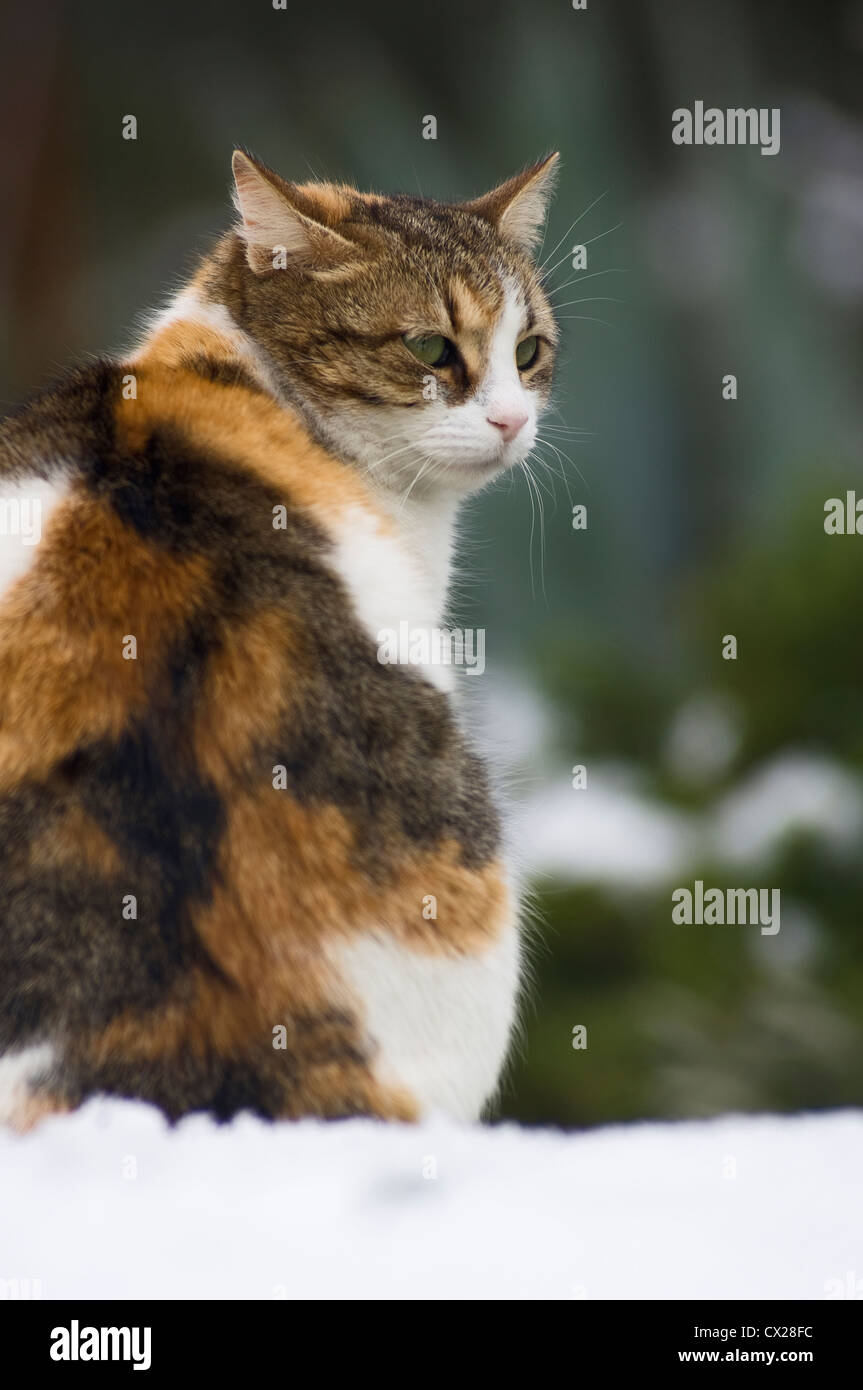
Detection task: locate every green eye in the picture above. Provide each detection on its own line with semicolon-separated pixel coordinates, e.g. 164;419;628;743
403;333;452;367
516;335;539;370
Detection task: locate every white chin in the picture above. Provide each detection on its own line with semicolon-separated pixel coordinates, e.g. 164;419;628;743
429;456;505;491
449;444;526;482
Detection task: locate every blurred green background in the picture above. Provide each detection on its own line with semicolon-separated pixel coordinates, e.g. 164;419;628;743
2;0;862;1127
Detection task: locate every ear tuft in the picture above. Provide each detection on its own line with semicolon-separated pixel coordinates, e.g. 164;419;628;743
463;153;560;255
231;149;356;275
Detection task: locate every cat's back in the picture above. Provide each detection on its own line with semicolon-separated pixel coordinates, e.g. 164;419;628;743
0;356;338;772
0;354;518;1128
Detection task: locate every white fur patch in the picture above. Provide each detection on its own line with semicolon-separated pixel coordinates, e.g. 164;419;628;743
0;475;71;606
483;281;531;421
143;288;246;344
326;503;456;693
0;1043;56;1125
139;288;284;400
335;920;520;1121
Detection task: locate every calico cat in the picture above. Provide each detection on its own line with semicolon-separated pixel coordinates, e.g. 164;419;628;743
0;149;559;1128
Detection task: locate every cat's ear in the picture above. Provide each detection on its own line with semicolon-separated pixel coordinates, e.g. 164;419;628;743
231;151;357;275
462;153;560;255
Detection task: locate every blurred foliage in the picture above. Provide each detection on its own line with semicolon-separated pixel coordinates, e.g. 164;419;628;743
501;486;863;1125
503;835;863;1127
536;485;863;797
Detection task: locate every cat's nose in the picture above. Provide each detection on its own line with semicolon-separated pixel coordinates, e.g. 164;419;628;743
487;408;528;443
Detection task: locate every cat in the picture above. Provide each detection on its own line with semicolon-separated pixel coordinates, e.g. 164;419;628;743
0;149;559;1128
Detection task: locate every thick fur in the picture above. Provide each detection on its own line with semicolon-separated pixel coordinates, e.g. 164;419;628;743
0;153;559;1127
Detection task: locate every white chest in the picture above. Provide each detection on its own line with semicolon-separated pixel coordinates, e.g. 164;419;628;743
335;913;521;1121
326;500;457;694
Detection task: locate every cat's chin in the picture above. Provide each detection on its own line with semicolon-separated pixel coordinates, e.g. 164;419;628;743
447;457;512;488
435;444;529;493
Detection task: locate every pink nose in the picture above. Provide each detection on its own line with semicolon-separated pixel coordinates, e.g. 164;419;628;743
487;408;528;444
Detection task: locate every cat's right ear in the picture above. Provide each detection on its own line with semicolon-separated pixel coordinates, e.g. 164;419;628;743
231;151;357;275
462;153;560;255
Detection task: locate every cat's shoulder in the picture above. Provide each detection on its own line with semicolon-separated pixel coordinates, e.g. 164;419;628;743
0;363;121;604
0;360;122;483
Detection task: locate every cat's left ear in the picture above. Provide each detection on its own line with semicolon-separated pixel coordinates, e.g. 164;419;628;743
232;150;358;275
462;153;560;255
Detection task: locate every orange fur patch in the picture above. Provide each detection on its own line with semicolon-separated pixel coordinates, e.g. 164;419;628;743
117;361;393;539
192;608;304;785
7;1090;71;1134
203;788;511;968
137;319;250;374
0;487;213;790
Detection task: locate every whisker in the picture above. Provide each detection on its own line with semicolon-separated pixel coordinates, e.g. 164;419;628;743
547;403;594;436
530;452;573;515
550;267;628;297
520;458;548;604
521;459;540;601
552;296;623;310
534;433;590;494
541;217;624;283
539;190;609;275
399;453;436;507
367;440;423;473
557;314;615;328
581;221;623;248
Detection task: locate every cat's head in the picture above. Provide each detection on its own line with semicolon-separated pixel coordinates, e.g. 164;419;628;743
219;151;560;497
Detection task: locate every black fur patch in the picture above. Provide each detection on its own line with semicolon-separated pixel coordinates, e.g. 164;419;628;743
0;363;122;484
0;716;229;1053
58;1007;372;1124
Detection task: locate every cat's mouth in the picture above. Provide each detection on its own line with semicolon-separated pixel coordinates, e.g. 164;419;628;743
438;436;533;481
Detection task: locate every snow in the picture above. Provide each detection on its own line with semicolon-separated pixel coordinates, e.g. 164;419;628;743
2;1100;861;1300
713;753;863;865
521;772;695;886
519;753;863;888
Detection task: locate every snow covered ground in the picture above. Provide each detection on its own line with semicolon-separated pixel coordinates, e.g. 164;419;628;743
2;1101;861;1300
